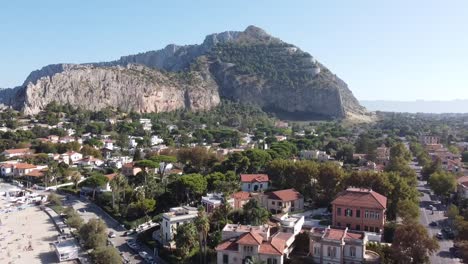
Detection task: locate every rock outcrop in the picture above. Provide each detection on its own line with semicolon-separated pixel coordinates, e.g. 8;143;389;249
5;25;367;119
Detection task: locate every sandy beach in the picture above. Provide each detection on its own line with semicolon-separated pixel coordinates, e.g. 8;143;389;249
0;185;59;264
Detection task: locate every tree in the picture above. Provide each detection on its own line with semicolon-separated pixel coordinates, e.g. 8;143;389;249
109;174;128;210
316;163;345;205
80;145;102;159
179;173;207;202
47;192;62;206
150;154;177;183
68;170;82;189
194;207;210;264
397;199;419;221
391;220;439;263
79;218;108;249
243;199;270;225
221;152;250;174
91;246;122;264
175;222;198;261
80;173;109;199
243;149;271;173
428;171;456;198
134;159;158;185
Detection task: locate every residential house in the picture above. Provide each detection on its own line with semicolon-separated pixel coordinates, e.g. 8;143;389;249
103;139;114;150
2;148;32;159
273;214;305;235
261;189;304;214
331;188;387;234
156;206;198;245
77;156;104;167
240;174;269;192
375;145;390;166
231;191;256;209
309;227;380;264
139;118;152;131
151;135;164;146
457;176;468;199
61;151;83;165
47;135;60;143
0;161;17;177
420;135;440;145
122;162;142;176
201;193;234;213
215;224;295;264
13;163;39;177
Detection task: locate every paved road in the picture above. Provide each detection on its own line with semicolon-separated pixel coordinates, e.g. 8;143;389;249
417;180;461;264
64;196;145;264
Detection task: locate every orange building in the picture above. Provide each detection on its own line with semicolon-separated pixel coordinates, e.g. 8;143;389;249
331;188;387;234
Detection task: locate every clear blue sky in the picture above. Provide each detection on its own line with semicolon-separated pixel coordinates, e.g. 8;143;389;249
1;0;467;101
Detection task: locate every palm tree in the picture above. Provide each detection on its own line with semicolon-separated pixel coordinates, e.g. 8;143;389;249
194;206;210;264
113;174;128;210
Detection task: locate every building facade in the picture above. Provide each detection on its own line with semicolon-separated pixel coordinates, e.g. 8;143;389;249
240;174;269;192
331;188;387;234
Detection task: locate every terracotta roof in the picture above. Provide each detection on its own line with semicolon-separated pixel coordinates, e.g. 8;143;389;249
231;191;252;200
25;169;45;177
332;188;387;209
324;228;345;241
240;174;269;183
237;231;263;245
3;148;31;154
268;189;302;201
14;163;37;169
215;240;238;251
122;162;134;168
259;242;282;255
105;173;117;181
345;231;364;240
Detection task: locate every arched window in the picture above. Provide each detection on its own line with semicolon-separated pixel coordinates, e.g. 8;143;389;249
350;246;356;257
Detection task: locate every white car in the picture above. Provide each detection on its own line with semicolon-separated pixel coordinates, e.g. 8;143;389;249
139;251;149;259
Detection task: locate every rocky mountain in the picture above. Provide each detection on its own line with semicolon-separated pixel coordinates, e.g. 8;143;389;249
3;26;368;120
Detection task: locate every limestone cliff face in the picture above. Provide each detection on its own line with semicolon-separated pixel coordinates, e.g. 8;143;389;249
6;25;366;119
21;64;220;115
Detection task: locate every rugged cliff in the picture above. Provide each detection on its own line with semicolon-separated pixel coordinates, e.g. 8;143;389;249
6;25;367;119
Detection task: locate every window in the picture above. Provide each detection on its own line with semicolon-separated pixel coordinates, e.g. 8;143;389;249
364;226;368;231
278;202;282;206
272;201;275;205
260;184;263;188
375;212;380;219
223;254;229;264
314;246;320;255
337;208;342;216
350;246;356;257
356;225;361;231
327;246;332;257
345;209;353;217
356;210;361;218
346;223;351;229
337;222;341;227
267;259;278;264
365;210;369;218
327;247;336;258
248;184;251;188
369;226;375;232
244;246;253;252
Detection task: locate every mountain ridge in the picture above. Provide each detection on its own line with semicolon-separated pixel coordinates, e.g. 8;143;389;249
1;25;368;120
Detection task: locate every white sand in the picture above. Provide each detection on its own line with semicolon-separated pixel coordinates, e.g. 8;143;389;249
0;200;60;264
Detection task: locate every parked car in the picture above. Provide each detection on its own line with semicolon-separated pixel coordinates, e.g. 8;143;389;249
145;255;154;263
139;251;149;259
126;240;139;250
108;231;116;238
436;232;443;239
123;229;137;236
450;247;462;258
429;221;437;227
120;252;130;264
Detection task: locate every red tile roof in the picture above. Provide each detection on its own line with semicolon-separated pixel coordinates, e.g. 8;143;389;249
259;242;282;255
25;169;45;177
268;189;303;201
231;191;252;200
332;188;387;209
3;148;31;154
215;240;238;251
105;173;117;181
324;228;346;241
240;174;269;183
14;163;37;169
345;231;364;240
237;231;263;245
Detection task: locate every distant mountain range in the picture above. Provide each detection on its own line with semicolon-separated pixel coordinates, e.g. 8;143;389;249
360;100;468;114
